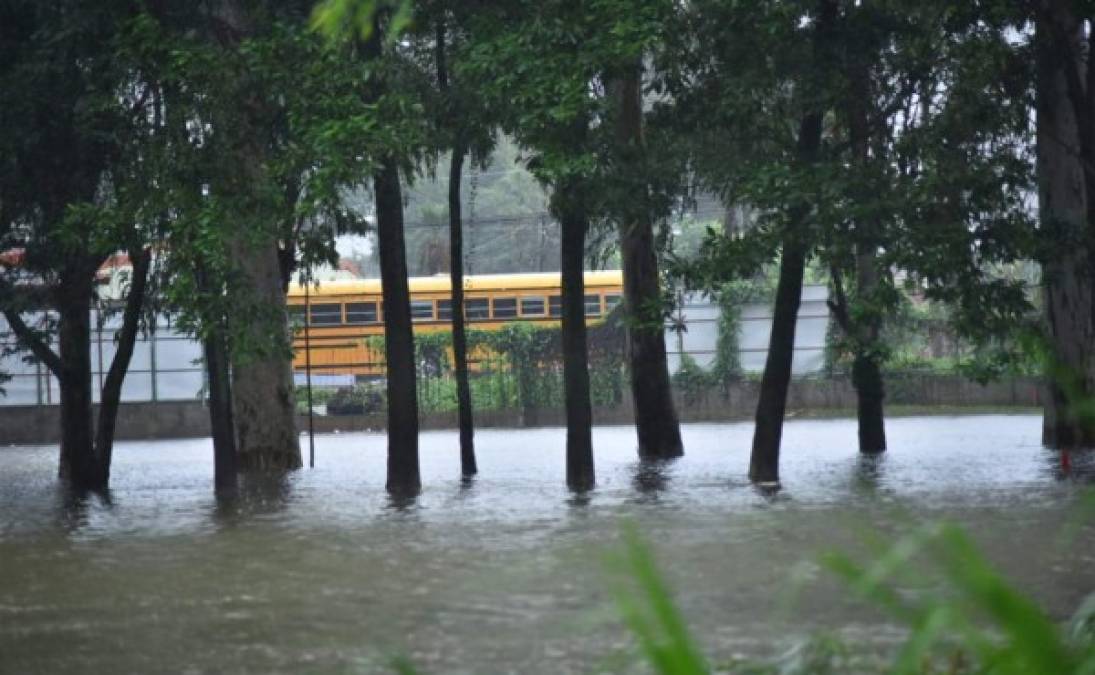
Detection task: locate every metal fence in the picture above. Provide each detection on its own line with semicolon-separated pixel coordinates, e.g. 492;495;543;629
0;311;204;406
1;286;831;407
665;285;830;375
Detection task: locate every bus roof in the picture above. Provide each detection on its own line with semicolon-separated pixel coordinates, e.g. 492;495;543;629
287;270;624;298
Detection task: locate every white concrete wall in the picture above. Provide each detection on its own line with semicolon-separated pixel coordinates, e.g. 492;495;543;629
666;285;830;375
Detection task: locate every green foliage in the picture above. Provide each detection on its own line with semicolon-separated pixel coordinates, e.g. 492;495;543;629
672;354;714;406
609;526;710;675
353;321;625;415
823;522;1095;675
310;0;412;43
330;383;385;415
602;522;1095;675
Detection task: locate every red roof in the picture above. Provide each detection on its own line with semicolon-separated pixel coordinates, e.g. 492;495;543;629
338;259;363;278
0;248;25;267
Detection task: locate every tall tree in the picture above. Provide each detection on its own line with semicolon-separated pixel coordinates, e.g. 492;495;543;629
206;0;302;471
361;13;421;495
608;57;684;461
0;1;156;490
555;175;596;490
749;0;835;484
422;2;497;477
460;0;608;488
1034;2;1095;447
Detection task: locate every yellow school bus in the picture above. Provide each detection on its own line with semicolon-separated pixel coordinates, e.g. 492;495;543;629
286;270;624;376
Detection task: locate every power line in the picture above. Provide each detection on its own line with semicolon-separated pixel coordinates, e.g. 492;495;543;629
399;209;727;231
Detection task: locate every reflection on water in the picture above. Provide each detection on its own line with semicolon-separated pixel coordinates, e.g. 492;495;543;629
630;458;673;500
851;452;886;494
1;415;1093;673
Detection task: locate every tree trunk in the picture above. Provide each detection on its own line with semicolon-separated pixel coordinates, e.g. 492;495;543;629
206;328;238;490
749;112;824;484
612;60;683;461
449;143;477;476
556;184;595;491
749;0;834;483
1035;6;1095;447
95;248;152;483
749;238;807;483
229;238;302;471
847;51;886;455
194;263;238;489
210;0;301;471
375;158;421;495
56;270;98;489
852;351;886;452
2;259;105;490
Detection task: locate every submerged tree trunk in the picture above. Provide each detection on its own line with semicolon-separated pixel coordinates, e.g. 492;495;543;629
1035;7;1095;447
210;0;300;472
95;249;152;483
194;263;238;489
229;238;302;471
376;158;421;495
749;238;807;483
611;60;683;461
205;330;238;489
749;0;833;483
851;345;886;452
846;58;886;455
556;183;595;491
5;251;149;492
434;22;477;475
749;112;824;484
448;143;477;476
829;262;886;454
57;270;98;489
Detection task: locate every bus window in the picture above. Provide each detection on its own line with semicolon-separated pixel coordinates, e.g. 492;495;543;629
345;301;378;324
465;298;490;319
309;303;342;325
410;300;435;322
520;296;546;316
604;293;622;312
548;295;562;317
584;295;601;317
437;299;452;321
493;297;517;319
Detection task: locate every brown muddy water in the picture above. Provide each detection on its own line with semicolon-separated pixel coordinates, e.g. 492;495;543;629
1;415;1093;673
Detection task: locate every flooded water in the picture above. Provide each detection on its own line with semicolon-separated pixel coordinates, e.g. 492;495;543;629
1;415;1093;673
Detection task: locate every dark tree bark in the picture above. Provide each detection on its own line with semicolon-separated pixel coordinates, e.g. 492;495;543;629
205;329;238;489
196;263;238;490
56;267;98;488
1035;4;1095;447
210;0;301;472
850;247;887;453
95;248;152;483
229;238;301;471
555;183;595;491
828;264;886;454
375;158;421;495
748;0;834;483
3;263;97;488
844;52;886;454
449;143;478;476
749;233;808;483
611;61;683;461
749;118;827;482
436;22;477;476
4;250;147;492
852;352;886;451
